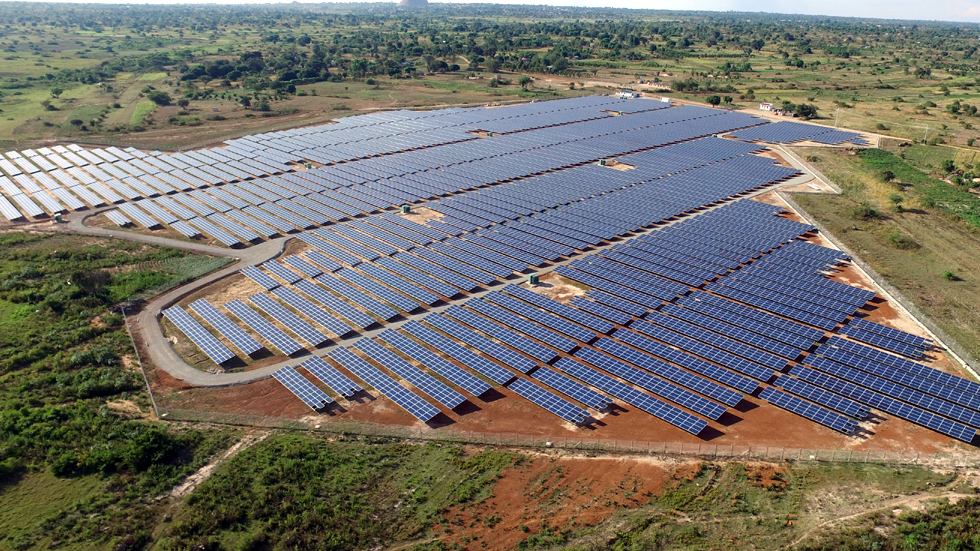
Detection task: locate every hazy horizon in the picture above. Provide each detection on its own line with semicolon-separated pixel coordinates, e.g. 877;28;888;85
11;0;980;24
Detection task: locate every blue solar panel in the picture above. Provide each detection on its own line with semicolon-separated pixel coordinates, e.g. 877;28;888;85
758;387;856;433
838;325;924;359
376;329;491;397
283;255;322;278
376;256;461;298
575;346;727;420
507;378;590;424
273;366;333;410
392;251;479;293
270;286;354;338
531;366;612;411
162;305;235;364
569;296;632;326
353;338;467;409
612;328;759;394
504;284;614;334
824;337;980;398
467;298;577;353
327;347;441;422
304;250;343;273
189;299;263;356
552;357;707;435
848;317;930;349
425;313;537;374
248;293;329;347
790;365;976;442
242;265;280;290
300;355;361;397
293;279;376;330
483;291;595;344
357;263;439;306
263;260;302;284
315;273;398;321
401;320;514;385
773;375;869;418
629;319;774;382
224;299;303;356
336;268;419;313
445;304;557;363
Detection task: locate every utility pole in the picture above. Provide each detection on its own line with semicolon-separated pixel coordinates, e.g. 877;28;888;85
834;107;840;129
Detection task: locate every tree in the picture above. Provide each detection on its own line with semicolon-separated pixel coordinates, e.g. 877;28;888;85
50;86;63;98
176;98;189;108
518;76;532;89
796;103;818;120
69;119;83;127
706;95;721;106
256;101;270;112
146;90;171;106
941;159;956;173
239;96;251;109
723;95;733;104
880;170;896;182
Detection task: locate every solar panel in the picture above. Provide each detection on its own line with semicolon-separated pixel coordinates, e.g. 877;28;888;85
104;210;131;227
189;299;263;356
552;357;707;435
162;305;235;364
327;347;441;422
773;375;869;418
376;329;491;397
425;313;538;374
356;263;438;306
224;299;303;356
304;250;343;273
272;366;332;410
336;268;419;313
263;260;302;284
445;304;557;363
293;279;376;330
315;273;398;321
790;365;975;442
283;255;323;278
299;355;362;398
270;286;354;338
248;293;329;347
467;298;578;353
847;317;930;349
484;291;595;344
507;378;590;424
595;337;744;408
401;320;515;385
531;366;612;411
758;387;856;433
353;339;467;409
576;346;727;420
504;284;614;334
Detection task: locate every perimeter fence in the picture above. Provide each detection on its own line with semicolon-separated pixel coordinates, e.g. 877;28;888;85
160;408;980;469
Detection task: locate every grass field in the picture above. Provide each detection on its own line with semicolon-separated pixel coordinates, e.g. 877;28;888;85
789;147;980;364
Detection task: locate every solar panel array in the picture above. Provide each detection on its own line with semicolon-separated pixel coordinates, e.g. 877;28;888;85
729;121;864;144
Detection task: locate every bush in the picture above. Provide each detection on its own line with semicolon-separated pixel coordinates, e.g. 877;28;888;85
886;231;919;250
146;90;172;106
849;201;883;221
942;270;961;281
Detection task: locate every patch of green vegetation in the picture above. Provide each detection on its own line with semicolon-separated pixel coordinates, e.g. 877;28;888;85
858;148;980;228
157;436;515;550
137;72;167;81
0;232;237;550
130;100;155;125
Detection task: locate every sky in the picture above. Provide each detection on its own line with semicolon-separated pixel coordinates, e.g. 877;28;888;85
46;0;980;24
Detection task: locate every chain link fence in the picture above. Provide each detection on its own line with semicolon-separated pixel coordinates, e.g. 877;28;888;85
159;408;980;468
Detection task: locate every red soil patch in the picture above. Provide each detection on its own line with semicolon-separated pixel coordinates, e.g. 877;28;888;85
433;453;681;550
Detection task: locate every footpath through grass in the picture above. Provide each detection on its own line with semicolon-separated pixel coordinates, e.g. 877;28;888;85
789;147;980;364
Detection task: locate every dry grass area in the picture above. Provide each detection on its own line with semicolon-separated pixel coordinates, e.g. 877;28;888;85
790;147;980;363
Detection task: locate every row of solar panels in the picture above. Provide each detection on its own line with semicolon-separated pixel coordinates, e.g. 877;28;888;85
729;121;864;145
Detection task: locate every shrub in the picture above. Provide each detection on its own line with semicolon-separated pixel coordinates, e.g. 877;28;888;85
942;270;961;281
849;201;883;220
886;231;919;250
146;90;172;106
